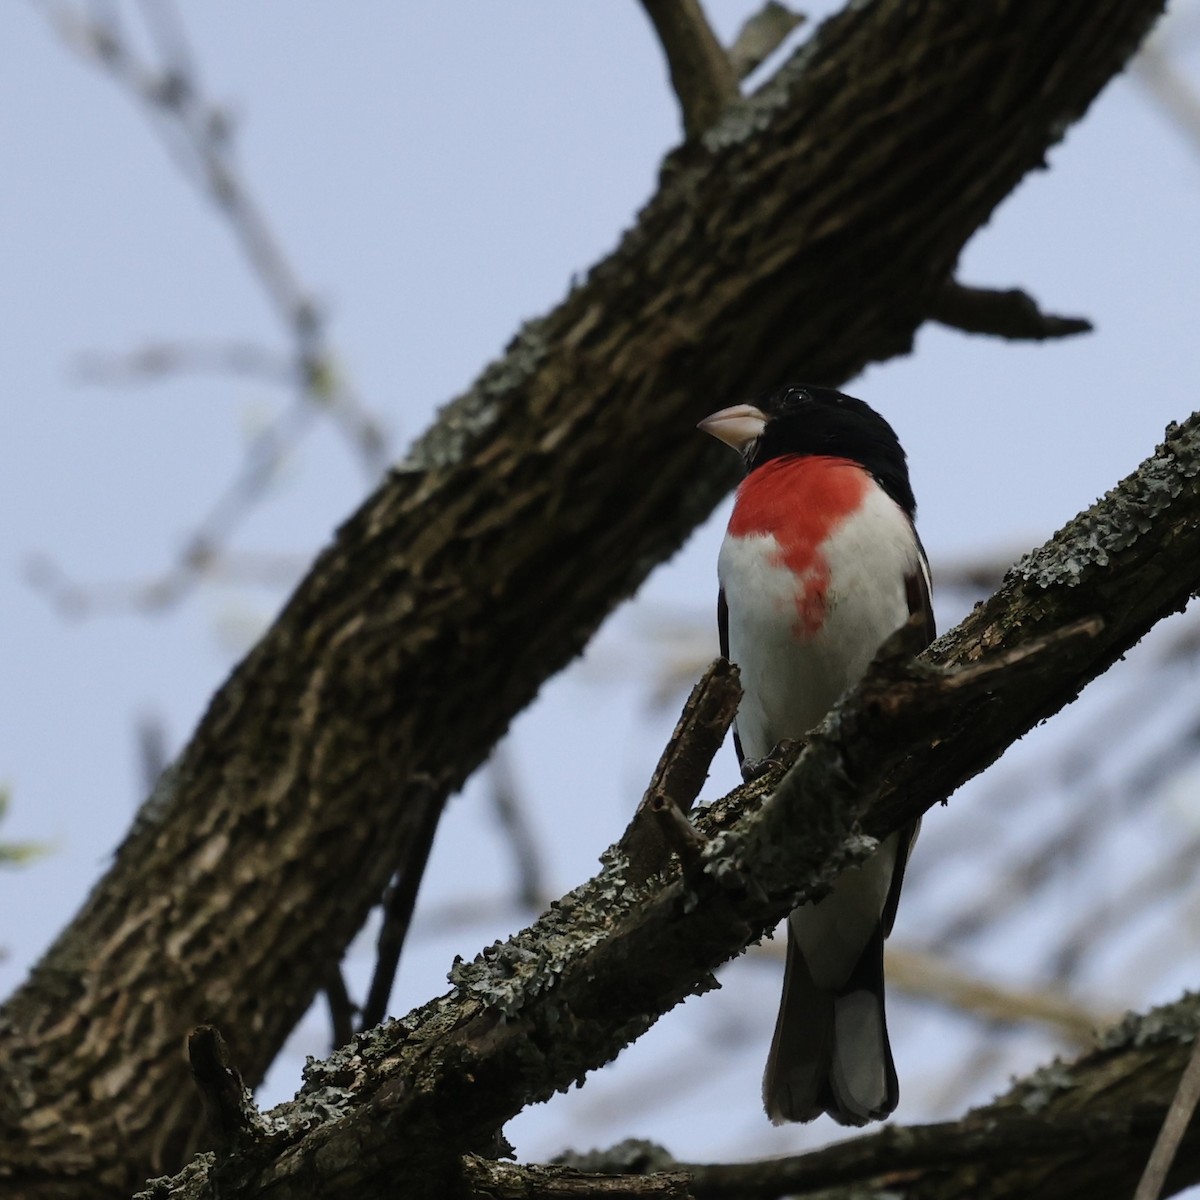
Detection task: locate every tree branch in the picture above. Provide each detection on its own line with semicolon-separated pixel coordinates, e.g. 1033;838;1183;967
1133;1034;1200;1200
679;1107;1167;1198
929;280;1093;340
324;968;357;1051
620;657;740;884
640;0;740;139
462;1155;691;1199
487;745;550;911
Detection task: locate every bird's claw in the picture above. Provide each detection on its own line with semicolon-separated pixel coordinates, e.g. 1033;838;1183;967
740;738;801;783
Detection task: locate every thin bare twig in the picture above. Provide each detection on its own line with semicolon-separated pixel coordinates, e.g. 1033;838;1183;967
1049;829;1200;984
32;0;390;614
620;658;741;884
1133;1034;1200;1200
324;968;357;1051
27;396;316;615
74;340;294;387
934;551;1024;595
1136;40;1200;154
357;792;444;1033
487;745;548;911
887;946;1112;1048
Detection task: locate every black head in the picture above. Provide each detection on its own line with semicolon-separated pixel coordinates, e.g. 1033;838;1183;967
699;384;916;518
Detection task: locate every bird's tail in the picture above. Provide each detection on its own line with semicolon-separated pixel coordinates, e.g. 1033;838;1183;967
762;922;897;1126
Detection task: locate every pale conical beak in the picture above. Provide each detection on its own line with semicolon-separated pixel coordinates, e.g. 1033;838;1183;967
697;403;767;454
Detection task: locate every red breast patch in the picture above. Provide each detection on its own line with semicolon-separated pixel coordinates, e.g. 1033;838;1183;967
728;455;870;635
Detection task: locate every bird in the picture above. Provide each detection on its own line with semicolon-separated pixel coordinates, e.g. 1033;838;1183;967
698;384;933;1127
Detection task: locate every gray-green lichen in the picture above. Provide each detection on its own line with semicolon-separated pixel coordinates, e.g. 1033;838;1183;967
1013;413;1200;589
133;1154;214;1200
554;1138;678;1173
448;850;644;1017
393;320;550;474
1017;1060;1076;1114
297;1001;439;1095
1097;993;1200;1051
275;1084;356;1132
702;26;820;153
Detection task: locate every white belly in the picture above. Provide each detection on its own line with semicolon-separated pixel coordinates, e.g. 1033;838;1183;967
719;481;922;761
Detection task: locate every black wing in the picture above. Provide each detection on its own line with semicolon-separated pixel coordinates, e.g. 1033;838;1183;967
904;536;936;648
718;586;745;767
882;542;935;936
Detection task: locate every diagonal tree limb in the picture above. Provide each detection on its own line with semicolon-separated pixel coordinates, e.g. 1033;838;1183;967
122;411;1200;1199
0;1;1170;1195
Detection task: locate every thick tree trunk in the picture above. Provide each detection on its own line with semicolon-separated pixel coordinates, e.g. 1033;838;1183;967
0;0;1167;1196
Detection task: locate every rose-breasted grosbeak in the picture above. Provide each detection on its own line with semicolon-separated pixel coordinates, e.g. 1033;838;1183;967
699;385;933;1126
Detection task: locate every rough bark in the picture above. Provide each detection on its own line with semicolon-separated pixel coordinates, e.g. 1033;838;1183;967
94;412;1200;1200
0;0;1168;1196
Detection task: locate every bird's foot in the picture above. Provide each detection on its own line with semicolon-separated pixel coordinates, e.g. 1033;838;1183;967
740;738;802;783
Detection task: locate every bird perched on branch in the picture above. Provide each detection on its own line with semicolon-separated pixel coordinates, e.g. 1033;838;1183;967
699;385;933;1126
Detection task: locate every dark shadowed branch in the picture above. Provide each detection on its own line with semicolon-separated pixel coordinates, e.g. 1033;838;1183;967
357;792;446;1034
929;280;1093;341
